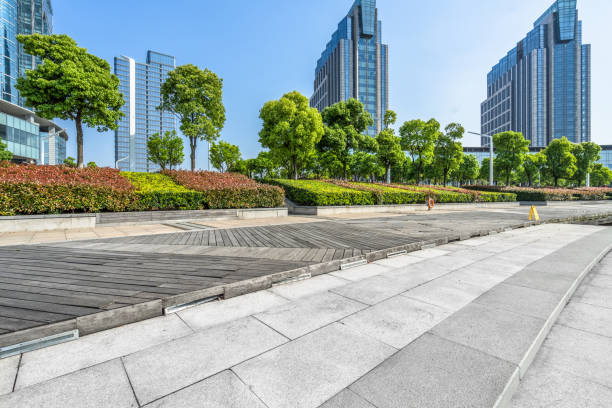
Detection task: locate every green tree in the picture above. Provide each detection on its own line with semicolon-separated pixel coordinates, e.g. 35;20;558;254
229;158;248;175
15;34;124;168
399;119;440;184
249;151;279;179
375;112;403;184
432;123;464;186
452;154;480;185
479;157;492;182
492;131;530;186
351;152;383;181
258;91;323;180
543;137;577;187
63;157;76;167
146;130;184;171
0;139;13;161
571;142;601;186
522;153;546;187
590;163;612;187
86;161;97;168
210;140;241;172
159;64;225;171
319;98;374;179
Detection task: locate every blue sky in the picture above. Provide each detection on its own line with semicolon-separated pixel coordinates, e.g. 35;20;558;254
52;0;612;168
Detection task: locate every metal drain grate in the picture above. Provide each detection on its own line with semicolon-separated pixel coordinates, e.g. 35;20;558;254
1;330;79;359
164;295;220;314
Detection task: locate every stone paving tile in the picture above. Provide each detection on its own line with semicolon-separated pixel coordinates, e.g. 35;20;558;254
15;314;193;390
145;370;266;408
254;292;366;340
557;301;612;338
318;389;376;408
0;359;137;408
0;355;18;396
341;296;450;348
350;333;516;408
177;290;288;332
586;273;612;289
538;325;612;388
510;359;612;408
233;323;395;408
430;303;544;365
473;283;562;320
409;248;450;259
330;263;393;282
374;254;424;269
504;268;575;295
402;275;485;311
269;275;348;301
573;283;612;309
331;273;422;306
122;317;287;405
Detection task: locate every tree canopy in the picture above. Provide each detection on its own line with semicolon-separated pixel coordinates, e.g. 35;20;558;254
571;142;601;186
210;140;241;173
432;123;464;185
318;98;374;179
399;119;440;184
453;154;480;185
543;137;577;187
521;152;546;187
0;140;13;162
492;131;530;186
590;163;612;187
16;34;124;168
259;91;324;180
147;130;184;171
159;64;225;171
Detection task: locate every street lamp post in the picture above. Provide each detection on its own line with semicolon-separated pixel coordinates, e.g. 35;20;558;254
115;156;129;169
468;131;494;186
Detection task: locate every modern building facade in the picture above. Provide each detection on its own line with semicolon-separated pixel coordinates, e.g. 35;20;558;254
114;51;177;172
0;99;66;164
310;0;388;136
0;0;52;106
480;0;591;147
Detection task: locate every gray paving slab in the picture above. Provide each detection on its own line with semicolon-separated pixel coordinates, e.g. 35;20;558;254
586;272;612;289
318;389;376;408
504;268;575;295
573;283;612;309
350;333;517;408
341;296;449;348
330;273;418;305
474;283;562;320
177;290;288;332
510;359;612;408
233;323;395;408
409;248;450;259
269;275;348;300
254;292;366;339
0;355;18;396
145;370;266;408
402;276;485;311
538;325;612;388
374;254;424;269
15;314;193;390
557;300;612;338
430;303;544;365
330;263;393;282
0;359;137;408
122;317;287;405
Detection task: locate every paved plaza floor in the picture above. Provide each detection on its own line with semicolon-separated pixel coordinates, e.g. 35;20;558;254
0;202;611;343
1;222;611;407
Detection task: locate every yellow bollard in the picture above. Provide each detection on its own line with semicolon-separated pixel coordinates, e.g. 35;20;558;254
529;205;540;221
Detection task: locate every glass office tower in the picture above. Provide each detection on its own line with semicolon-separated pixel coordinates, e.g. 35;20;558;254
480;0;591;147
114;51;177;172
310;0;388;136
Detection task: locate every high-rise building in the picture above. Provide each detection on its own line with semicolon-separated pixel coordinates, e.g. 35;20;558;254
310;0;388;136
114;51;177;172
480;0;591;147
0;0;65;164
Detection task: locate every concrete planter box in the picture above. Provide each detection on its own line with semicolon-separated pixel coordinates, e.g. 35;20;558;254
0;214;96;233
0;207;289;233
519;200;612;206
289;201;520;216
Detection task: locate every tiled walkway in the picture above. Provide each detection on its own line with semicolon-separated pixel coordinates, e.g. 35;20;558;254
1;223;610;407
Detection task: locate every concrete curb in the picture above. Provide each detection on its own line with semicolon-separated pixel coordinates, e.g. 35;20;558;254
492;240;612;408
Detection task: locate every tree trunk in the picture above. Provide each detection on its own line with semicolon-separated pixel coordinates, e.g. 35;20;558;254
293;157;298;180
386;164;391;184
190;137;197;171
554;177;559;187
343;162;348;181
506;169;510;186
443;171;447;187
75;115;84;168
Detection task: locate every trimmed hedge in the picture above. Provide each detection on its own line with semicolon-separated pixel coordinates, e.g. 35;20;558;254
461;185;612;201
0;165;285;215
269;179;516;206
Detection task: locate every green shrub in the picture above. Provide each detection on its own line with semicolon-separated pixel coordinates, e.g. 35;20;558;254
121;172;193;193
268;180;375;206
462;185;572;201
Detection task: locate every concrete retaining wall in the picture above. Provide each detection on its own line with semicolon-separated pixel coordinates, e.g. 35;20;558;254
0;214;96;233
289;201;520;216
